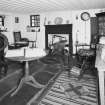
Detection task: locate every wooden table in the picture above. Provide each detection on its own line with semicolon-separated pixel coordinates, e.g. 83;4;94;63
7;56;45;96
95;48;105;105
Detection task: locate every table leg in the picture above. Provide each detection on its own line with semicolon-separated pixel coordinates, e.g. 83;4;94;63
11;61;29;96
25;61;29;77
25;61;45;87
11;78;25;96
11;61;44;96
78;59;86;80
26;76;45;88
98;70;104;105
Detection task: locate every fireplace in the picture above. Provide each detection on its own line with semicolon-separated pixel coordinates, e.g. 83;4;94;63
45;24;72;54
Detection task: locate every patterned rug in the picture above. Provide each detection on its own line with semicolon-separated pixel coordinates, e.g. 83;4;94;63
29;70;98;105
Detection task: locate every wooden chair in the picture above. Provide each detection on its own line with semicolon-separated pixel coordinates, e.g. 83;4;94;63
75;49;96;80
13;31;29;48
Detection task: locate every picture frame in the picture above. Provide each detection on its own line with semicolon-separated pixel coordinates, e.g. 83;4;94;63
15;17;19;23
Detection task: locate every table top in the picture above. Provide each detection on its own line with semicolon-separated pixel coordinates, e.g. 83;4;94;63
6;48;47;62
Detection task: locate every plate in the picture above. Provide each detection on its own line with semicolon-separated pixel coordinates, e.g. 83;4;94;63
54;17;63;24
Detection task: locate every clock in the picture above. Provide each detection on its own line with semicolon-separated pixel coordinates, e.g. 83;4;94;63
81;12;90;21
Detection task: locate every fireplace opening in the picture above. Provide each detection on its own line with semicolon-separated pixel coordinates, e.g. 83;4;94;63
45;24;72;54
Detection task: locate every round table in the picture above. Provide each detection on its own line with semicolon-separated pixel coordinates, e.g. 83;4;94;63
7;56;45;96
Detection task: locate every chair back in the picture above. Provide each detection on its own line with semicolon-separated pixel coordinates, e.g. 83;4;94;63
13;31;21;42
0;33;8;52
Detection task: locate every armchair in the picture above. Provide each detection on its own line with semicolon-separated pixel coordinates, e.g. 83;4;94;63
0;33;8;78
13;31;29;49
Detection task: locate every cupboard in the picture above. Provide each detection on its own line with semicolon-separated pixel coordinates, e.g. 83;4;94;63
96;12;105;36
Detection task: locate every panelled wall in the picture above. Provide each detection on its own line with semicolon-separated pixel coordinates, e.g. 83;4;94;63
0;8;104;53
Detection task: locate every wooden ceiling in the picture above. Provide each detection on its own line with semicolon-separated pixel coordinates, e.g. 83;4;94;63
0;0;105;14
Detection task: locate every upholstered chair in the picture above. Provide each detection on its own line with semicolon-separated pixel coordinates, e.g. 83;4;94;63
0;33;8;78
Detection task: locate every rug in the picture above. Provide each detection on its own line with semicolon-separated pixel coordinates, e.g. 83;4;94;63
0;60;63;105
29;71;98;105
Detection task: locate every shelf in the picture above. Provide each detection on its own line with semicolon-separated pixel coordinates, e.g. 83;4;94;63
0;30;7;32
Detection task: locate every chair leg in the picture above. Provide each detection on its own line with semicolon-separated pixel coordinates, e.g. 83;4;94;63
78;68;86;80
78;60;86;80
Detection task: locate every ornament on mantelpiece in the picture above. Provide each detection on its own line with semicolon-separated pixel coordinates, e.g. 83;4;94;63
48;21;51;25
66;20;69;24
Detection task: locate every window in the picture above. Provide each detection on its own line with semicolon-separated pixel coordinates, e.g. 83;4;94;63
30;15;40;27
0;16;4;26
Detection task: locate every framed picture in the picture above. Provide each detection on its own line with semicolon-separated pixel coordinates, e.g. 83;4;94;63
15;17;19;23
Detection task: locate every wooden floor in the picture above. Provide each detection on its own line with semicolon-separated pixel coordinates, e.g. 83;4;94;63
0;56;63;105
0;56;98;105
